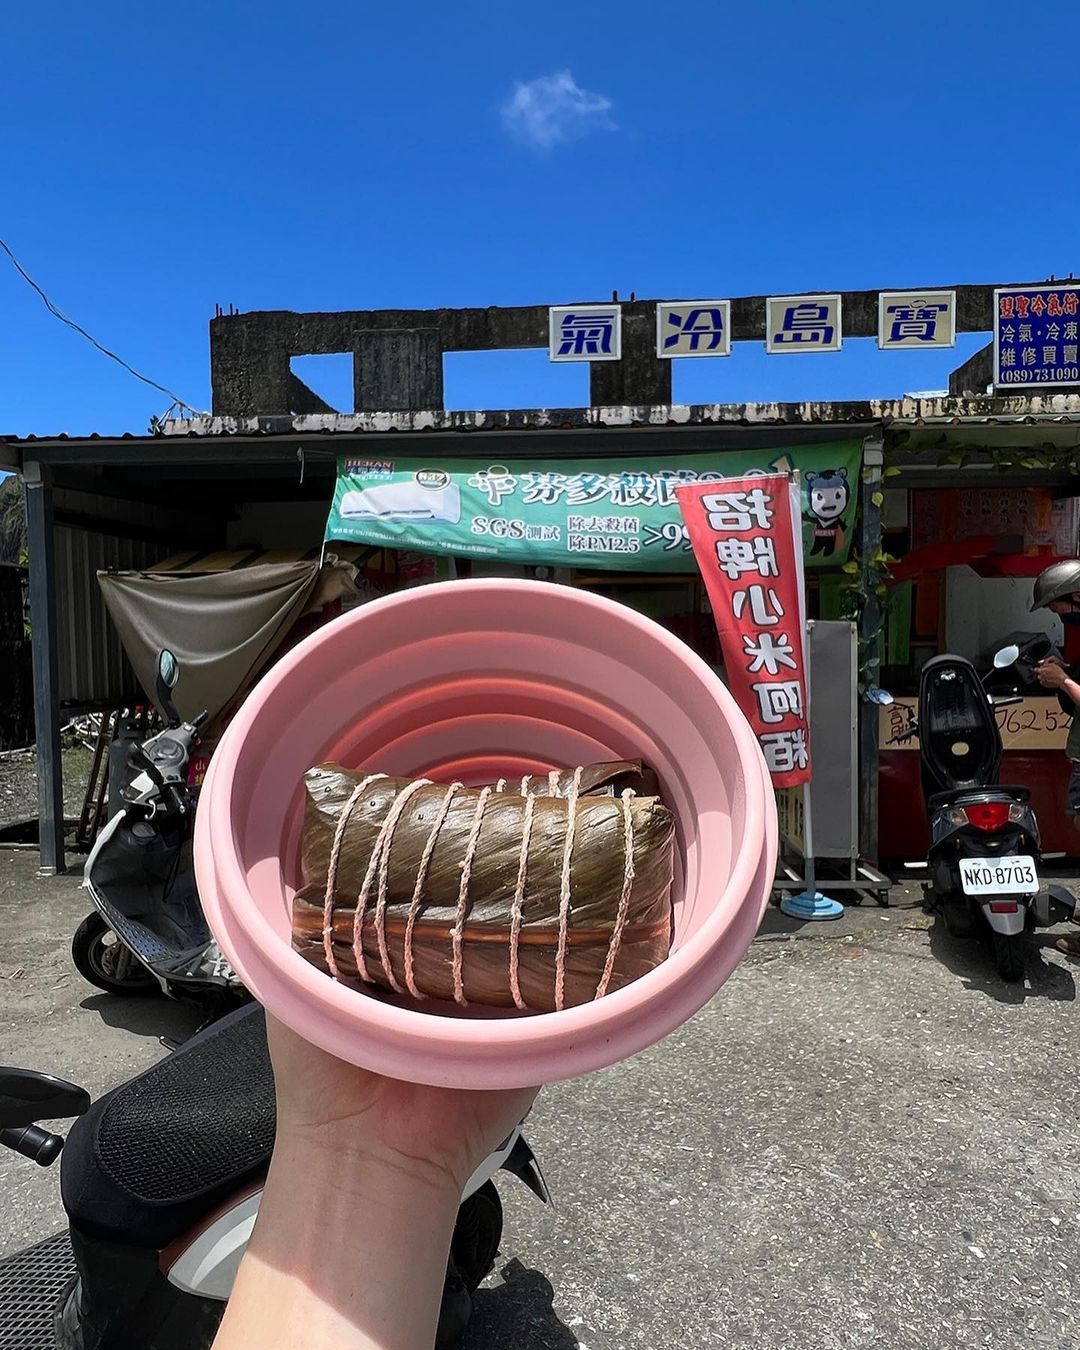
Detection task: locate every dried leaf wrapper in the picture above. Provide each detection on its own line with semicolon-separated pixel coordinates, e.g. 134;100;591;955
292;761;675;1012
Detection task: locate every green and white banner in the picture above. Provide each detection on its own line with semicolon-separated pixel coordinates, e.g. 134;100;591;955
324;442;862;571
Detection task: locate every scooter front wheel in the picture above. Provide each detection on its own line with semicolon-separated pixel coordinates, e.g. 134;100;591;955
992;930;1025;983
72;913;158;996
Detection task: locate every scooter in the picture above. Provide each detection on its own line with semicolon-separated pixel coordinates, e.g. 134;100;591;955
888;645;1074;980
73;651;244;1012
0;1003;548;1350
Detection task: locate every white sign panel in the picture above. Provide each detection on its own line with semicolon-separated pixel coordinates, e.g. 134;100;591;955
656;300;731;358
765;295;842;354
548;305;622;362
878;290;956;349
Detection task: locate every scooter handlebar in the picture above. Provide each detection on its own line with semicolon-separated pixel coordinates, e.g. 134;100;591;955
0;1124;64;1166
991;696;1024;708
128;745;167;790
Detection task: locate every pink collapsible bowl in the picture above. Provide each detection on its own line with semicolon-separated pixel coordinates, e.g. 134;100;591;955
194;578;776;1089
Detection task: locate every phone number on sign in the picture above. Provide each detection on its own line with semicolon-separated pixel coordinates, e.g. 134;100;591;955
997;703;1068;737
998;366;1080;383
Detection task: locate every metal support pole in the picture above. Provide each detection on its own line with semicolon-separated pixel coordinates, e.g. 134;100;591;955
801;783;817;898
25;462;65;874
858;436;885;866
780;619;843;920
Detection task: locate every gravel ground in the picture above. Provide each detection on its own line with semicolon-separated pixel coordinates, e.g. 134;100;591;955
2;854;1078;1349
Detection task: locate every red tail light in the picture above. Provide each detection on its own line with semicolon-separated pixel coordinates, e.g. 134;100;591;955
963;802;1011;832
989;901;1019;913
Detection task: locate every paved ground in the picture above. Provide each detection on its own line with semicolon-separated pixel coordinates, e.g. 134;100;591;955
2;850;1079;1349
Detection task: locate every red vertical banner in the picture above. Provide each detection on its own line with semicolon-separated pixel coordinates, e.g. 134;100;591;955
675;475;812;788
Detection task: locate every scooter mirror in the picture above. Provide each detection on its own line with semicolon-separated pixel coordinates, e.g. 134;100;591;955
865;687;895;706
993;644;1021;669
156;649;182;726
0;1068;91;1130
158;649;180;689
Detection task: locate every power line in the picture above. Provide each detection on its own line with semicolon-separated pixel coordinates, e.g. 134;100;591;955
0;235;205;416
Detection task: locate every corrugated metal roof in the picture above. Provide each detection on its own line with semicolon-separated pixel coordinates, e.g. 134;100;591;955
6;430;151;444
5;393;1080;454
166;394;1080;436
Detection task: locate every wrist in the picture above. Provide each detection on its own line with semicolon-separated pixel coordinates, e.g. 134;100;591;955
226;1129;462;1350
271;1125;466;1205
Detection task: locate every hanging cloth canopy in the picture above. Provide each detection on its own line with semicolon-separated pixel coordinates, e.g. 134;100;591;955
98;556;358;725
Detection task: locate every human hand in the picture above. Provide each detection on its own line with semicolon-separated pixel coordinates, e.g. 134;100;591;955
1035;660;1069;690
266;1014;539;1196
213;1018;539;1350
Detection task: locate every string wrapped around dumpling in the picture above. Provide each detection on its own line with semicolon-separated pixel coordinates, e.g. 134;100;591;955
292;761;675;1012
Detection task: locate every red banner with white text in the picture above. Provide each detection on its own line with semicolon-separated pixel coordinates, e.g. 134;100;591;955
675;475;811;788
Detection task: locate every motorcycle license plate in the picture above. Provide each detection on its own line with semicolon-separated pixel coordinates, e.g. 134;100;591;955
959;856;1039;897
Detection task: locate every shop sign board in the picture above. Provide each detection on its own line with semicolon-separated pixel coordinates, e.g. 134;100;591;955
765;294;842;354
655;301;731;358
324;443;861;572
994;285;1080;389
877;290;956;349
880;696;1069;753
548;305;622;362
909;486;1078;556
676;474;812;787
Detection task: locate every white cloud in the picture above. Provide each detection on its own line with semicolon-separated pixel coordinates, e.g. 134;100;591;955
501;70;615;151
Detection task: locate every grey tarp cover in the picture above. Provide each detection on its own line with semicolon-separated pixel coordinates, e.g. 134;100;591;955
98;561;354;724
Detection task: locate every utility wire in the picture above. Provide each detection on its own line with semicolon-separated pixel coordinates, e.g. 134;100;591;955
0;235;206;416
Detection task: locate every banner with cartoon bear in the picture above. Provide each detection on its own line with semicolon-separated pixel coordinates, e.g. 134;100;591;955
324;442;861;572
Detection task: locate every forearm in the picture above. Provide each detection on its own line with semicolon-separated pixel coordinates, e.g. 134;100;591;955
1060;677;1080;711
212;1133;461;1350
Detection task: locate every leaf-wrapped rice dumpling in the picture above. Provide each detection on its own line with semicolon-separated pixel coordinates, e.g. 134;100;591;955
292;761;675;1012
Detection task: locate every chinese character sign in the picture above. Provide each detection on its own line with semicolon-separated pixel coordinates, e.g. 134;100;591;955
675;475;812;787
325;444;862;572
765;295;842;354
549;305;622;362
878;290;956;349
656;301;731;358
995;286;1080;389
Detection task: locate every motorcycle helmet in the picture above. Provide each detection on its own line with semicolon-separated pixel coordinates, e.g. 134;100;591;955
1031;559;1080;611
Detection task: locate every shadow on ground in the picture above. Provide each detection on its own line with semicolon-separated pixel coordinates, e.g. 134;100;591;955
80;993;203;1042
757;906;804;938
926;916;1077;1004
464;1260;579;1350
756;895;907;940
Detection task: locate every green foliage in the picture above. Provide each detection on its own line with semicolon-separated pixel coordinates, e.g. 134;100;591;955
0;475;26;566
839;529;898;687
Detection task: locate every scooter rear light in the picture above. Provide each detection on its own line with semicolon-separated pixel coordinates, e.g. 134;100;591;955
989;901;1019;913
963;802;1011;832
1008;803;1028;824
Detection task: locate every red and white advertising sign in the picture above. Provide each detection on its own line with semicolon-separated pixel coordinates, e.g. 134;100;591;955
675;474;812;788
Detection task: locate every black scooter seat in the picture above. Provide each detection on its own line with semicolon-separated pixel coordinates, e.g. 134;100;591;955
927;785;1032;812
61;1004;275;1251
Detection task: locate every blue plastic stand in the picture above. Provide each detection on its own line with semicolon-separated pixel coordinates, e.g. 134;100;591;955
780;890;844;921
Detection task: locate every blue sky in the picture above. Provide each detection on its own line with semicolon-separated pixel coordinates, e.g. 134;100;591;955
2;0;1078;435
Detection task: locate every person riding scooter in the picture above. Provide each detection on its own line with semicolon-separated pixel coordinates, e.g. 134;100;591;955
1030;559;1080;958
